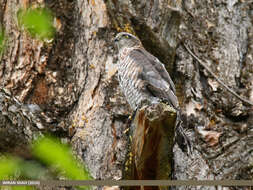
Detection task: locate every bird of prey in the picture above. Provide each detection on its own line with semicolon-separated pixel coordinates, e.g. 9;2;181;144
114;32;191;154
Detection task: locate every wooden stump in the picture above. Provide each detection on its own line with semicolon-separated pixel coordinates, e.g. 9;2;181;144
124;102;177;190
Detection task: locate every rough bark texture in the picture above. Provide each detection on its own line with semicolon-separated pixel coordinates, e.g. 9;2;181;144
1;0;253;190
173;1;253;186
0;88;40;158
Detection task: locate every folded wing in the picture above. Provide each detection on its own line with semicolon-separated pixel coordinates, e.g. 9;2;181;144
128;48;179;109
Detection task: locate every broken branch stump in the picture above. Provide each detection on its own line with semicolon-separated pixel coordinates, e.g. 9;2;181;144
124;102;177;184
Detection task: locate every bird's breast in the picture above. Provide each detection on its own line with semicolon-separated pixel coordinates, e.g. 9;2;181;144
118;51;147;110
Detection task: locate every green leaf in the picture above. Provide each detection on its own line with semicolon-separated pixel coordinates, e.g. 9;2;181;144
19;161;48;179
32;136;92;180
17;7;55;40
0;157;20;179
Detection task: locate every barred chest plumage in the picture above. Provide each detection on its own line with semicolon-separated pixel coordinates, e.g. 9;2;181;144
117;47;150;110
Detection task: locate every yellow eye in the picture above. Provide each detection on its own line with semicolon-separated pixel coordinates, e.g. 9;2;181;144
125;35;129;39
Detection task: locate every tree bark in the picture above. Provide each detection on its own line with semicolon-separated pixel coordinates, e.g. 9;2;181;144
1;1;253;190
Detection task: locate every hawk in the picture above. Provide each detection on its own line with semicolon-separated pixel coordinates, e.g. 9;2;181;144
114;32;191;154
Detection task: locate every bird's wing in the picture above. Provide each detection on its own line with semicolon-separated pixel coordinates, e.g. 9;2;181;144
140;49;176;93
128;48;179;108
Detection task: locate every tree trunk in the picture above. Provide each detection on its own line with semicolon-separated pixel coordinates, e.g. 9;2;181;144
1;0;253;189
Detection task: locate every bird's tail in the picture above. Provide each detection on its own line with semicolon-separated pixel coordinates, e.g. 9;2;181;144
175;112;192;155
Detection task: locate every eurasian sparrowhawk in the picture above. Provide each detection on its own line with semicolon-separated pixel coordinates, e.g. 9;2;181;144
114;32;191;154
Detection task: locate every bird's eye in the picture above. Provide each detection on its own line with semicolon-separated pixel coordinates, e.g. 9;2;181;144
125;35;129;39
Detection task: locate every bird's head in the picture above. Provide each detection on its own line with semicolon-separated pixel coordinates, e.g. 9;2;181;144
114;32;142;50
